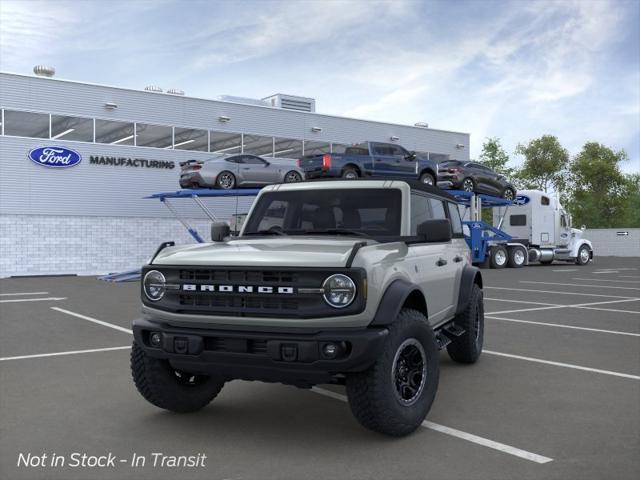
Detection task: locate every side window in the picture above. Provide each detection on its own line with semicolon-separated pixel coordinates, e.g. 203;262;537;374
428;198;447;220
541;196;550;206
447;202;464;237
410;194;431;235
510;215;527;226
388;145;406;157
373;144;393;156
226;156;242;163
243;155;265;165
561;215;567;227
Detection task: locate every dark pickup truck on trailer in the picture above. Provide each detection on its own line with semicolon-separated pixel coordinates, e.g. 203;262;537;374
298;141;439;185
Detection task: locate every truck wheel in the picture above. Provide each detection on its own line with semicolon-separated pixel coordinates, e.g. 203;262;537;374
130;341;224;413
447;284;484;363
345;309;439;437
216;171;236;189
341;167;359;180
419;172;435;185
490;245;508;269
507;246;526;268
575;245;591;265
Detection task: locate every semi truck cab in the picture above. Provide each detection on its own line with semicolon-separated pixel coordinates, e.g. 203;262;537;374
494;190;593;265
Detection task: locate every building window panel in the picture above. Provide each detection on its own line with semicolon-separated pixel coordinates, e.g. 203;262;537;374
135;123;173;149
95;119;135;145
3;110;49;138
174;127;208;151
303;140;330;156
273;137;303;158
51;115;93;142
210;131;242;154
243;134;274;157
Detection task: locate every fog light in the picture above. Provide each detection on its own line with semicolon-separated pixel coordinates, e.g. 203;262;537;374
323;343;338;358
150;332;162;347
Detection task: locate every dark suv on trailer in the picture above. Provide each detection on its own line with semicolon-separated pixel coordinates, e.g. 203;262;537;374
438;160;516;199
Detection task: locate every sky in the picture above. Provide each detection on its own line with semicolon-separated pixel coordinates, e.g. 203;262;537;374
1;0;638;173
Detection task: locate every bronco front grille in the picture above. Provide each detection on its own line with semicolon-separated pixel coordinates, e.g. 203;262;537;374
142;266;366;319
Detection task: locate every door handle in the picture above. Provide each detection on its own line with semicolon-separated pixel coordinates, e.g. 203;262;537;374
454;256;463;263
436;258;447;266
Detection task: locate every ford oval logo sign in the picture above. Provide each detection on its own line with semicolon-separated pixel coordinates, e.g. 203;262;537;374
514;195;530;205
28;146;82;168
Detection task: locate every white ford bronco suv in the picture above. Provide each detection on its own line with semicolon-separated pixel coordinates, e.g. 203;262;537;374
132;179;484;436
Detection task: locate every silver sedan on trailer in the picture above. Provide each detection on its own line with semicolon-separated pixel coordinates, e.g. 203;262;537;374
179;154;305;189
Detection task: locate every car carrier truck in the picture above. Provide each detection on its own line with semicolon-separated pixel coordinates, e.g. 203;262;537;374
491;189;593;267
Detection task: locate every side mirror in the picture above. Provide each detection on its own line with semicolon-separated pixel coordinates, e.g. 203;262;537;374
406;151;417;161
581;224;586;231
417;219;452;242
211;222;230;242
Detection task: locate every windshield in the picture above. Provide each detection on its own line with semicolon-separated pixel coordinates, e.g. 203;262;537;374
243;188;402;238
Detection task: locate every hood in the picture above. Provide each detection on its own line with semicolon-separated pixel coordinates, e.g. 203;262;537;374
152;237;372;268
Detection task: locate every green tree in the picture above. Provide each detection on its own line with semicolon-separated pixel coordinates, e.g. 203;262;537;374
618;173;640;228
515;135;569;193
566;142;629;228
479;137;514;177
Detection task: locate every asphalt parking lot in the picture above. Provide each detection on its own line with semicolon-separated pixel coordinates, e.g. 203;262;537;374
1;256;639;480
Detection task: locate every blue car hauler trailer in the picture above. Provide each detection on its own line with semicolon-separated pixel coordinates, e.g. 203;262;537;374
448;190;528;269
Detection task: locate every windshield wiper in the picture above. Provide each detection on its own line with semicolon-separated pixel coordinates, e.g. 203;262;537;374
296;229;371;238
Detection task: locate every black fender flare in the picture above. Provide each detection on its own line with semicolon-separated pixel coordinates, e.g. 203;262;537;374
370;279;425;326
455;265;483;316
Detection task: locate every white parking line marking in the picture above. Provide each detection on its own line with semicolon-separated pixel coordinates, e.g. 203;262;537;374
552;269;578;272
51;307;133;334
572;278;640;284
0;291;49;296
593;271;620;274
520;281;640;291
485;298;559;307
484;350;640;380
485;286;636;299
311;387;553;464
487;305;566;315
486;298;640;315
619;276;640;279
0;297;67;303
574;306;640;315
0;346;131;362
486;316;640;337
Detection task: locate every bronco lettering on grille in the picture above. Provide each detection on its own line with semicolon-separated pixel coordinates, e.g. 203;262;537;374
182;284;295;294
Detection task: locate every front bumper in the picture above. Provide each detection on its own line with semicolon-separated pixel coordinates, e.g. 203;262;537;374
133;318;388;387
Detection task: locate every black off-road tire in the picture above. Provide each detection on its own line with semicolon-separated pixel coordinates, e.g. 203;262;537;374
447;284;484;363
341;167;359;180
345;309;439;437
131;341;224;413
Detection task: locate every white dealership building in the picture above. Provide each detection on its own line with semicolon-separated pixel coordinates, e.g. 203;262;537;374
0;69;470;277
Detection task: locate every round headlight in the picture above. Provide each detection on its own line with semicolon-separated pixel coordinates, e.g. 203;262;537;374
322;274;356;308
143;270;166;302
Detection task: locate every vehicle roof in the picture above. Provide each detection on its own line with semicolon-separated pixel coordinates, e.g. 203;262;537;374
262;179;458;202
